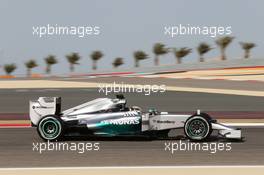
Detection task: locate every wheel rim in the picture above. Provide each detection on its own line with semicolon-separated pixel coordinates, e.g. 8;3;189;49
39;117;61;140
186;118;209;139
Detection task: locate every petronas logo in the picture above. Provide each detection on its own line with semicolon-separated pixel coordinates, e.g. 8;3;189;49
101;117;140;125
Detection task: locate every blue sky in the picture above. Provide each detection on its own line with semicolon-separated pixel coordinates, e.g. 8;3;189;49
0;0;263;75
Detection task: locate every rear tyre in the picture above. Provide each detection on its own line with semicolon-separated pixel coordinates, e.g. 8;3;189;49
37;115;64;141
184;114;212;141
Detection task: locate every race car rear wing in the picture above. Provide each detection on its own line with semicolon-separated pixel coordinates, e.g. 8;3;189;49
29;97;61;126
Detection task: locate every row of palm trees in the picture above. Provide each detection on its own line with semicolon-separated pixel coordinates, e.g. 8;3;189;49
2;36;256;76
149;36;256;66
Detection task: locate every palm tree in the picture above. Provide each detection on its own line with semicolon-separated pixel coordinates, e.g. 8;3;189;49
112;57;124;68
4;64;16;75
240;42;256;59
66;52;80;72
173;47;192;64
44;55;57;74
133;51;148;67
153;43;169;66
25;60;38;77
90;51;103;70
215;36;234;60
197;43;212;62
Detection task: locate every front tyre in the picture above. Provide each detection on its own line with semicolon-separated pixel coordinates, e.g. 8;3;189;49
184;115;212;141
37;115;64;141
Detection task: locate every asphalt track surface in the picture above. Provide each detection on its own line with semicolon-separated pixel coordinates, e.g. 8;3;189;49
0;127;264;167
0;88;264;114
0;82;264;167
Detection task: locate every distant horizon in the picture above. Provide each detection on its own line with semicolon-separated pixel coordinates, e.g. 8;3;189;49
1;56;262;77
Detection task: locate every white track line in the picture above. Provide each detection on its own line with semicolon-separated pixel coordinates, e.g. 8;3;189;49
0;126;31;128
223;123;264;127
14;89;29;92
0;165;264;170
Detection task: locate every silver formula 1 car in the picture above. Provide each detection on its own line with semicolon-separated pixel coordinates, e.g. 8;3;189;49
29;95;241;141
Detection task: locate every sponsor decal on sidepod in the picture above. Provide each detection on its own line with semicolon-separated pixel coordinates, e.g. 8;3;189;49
101;117;140;125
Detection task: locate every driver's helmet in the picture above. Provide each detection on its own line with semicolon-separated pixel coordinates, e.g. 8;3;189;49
148;108;158;115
